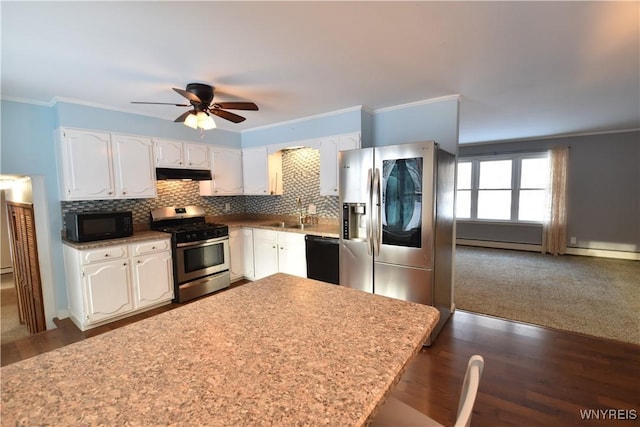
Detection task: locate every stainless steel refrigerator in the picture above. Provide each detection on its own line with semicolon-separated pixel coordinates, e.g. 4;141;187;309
338;141;455;344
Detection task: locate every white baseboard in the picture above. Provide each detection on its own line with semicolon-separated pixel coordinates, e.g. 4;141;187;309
1;267;13;275
456;239;541;252
456;239;640;261
564;247;640;261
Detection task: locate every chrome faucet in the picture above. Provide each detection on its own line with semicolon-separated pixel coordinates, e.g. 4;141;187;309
296;196;305;224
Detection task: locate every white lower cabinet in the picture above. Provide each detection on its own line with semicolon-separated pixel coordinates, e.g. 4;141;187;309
251;229;307;280
82;258;133;324
253;229;280;280
229;228;255;282
131;250;173;310
277;231;307;277
63;237;174;331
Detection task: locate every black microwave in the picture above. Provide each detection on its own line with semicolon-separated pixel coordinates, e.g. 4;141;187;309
65;211;134;243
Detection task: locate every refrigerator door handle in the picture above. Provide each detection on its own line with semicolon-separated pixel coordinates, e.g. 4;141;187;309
366;168;373;256
372;167;382;257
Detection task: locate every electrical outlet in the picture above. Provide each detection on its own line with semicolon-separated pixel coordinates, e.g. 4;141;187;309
570;236;577;244
224;203;231;212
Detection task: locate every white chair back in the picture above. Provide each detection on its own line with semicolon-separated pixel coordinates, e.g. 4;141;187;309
454;355;485;427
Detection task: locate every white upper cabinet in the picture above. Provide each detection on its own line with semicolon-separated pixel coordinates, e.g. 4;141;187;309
184;142;210;169
242;147;283;195
319;132;360;196
59;129;115;200
58;129;158;201
154;138;210;170
112;134;157;199
154;138;184;167
200;146;244;196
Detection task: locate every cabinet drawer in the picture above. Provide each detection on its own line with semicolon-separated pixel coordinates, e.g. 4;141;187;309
131;239;171;256
253;228;278;241
81;245;128;265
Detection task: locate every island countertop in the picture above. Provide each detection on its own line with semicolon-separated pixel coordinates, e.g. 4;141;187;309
1;273;439;426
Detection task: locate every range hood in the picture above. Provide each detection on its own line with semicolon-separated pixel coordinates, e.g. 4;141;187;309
155;168;212;181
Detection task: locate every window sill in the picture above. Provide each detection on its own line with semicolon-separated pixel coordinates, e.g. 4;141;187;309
455;219;543;227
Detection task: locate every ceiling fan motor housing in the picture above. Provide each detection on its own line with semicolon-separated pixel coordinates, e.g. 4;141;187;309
186;83;214;107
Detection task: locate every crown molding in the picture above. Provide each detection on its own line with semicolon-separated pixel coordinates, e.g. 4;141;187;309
241;105;365;133
373;94;460;114
462;127;640;146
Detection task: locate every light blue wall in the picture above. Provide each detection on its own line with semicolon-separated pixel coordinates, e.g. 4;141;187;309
1;96;459;317
241;107;362;147
55;102;241;147
1;100;67;312
373;96;459;153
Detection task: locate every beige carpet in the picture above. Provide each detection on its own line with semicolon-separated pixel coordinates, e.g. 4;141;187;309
1;274;30;344
455;246;640;345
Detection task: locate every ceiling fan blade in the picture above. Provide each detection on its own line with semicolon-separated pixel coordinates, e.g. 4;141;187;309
209;109;246;123
173;87;202;104
131;101;190;107
214;102;259;111
174;110;193;123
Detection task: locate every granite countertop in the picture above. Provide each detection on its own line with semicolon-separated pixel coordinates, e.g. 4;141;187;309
223;218;340;238
61;230;171;250
1;273;439;426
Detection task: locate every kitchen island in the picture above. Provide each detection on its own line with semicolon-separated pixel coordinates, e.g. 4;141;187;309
1;273;439;426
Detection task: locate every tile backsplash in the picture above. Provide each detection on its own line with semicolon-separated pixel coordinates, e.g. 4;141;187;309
61;147;340;227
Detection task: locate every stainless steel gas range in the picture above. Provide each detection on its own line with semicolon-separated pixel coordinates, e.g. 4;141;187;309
151;206;230;303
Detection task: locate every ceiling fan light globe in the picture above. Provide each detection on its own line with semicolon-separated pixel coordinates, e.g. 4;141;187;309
197;112;216;130
184;113;198;129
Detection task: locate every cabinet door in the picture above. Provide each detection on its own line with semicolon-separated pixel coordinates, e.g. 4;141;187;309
132;251;174;309
213;147;243;194
252;229;279;280
229;229;245;281
241;228;255;280
154;138;184;167
61;129;115;200
83;260;133;324
319;133;360;196
242;147;269;195
277;231;307;278
184;143;210;169
112;134;157;198
200;147;243;196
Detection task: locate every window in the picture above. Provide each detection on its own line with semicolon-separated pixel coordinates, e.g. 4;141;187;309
456;152;549;222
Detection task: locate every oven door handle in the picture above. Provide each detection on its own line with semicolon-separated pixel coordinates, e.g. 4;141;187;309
176;236;229;249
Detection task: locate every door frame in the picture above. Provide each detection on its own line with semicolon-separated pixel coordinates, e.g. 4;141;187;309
3;176;57;330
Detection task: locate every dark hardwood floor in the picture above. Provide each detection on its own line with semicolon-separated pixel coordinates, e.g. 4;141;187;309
2;285;639;426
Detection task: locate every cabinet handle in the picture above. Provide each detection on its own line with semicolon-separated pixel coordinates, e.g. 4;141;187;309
104;254;109;257
137;260;141;264
123;262;127;266
123;191;127;195
152;246;156;249
108;191;113;195
272;245;276;249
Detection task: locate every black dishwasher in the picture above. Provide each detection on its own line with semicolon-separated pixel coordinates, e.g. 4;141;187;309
305;235;339;285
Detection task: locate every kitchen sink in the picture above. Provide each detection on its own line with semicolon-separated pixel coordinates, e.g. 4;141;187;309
285;223;315;230
263;222;315;230
265;222;287;228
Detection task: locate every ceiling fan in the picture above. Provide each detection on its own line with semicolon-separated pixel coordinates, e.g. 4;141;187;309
131;83;258;129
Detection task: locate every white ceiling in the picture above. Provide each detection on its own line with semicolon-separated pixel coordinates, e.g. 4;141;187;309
2;1;638;144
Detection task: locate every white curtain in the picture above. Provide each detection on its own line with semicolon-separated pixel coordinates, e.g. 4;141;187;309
542;147;569;255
